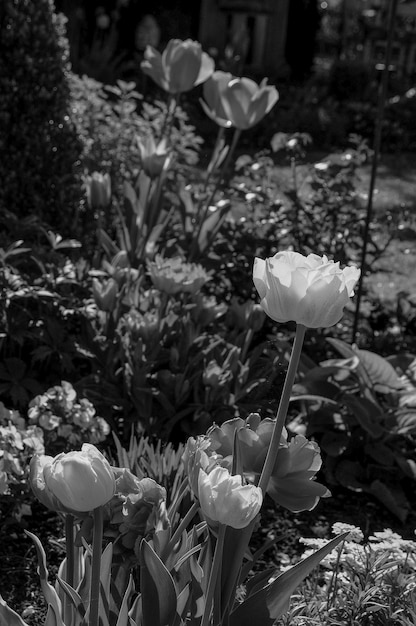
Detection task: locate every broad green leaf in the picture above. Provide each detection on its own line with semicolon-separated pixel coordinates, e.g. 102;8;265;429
293;379;341;400
320;431;350;457
0;595;29;626
341;394;385;438
140;539;177;626
369;480;409;522
229;533;348;626
395;454;416;479
357;349;405;392
326;338;374;392
334;459;367;491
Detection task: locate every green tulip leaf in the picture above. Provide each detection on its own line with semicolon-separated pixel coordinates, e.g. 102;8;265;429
140;539;177;626
24;531;64;624
44;604;63;626
229;532;349;626
220;522;255;615
115;575;135;626
0;595;29;626
56;578;86;617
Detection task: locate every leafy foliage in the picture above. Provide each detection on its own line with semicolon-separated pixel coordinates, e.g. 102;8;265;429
290;339;416;521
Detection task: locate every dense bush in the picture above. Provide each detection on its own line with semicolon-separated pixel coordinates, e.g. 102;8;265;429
0;0;83;236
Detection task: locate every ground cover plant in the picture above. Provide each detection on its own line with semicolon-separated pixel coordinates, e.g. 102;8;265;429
1;5;416;625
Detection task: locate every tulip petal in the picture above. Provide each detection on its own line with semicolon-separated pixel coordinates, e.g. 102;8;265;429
195;52;215;86
168;46;202;93
247;87;279;127
268;477;330;512
253;258;268;299
141;46;169;91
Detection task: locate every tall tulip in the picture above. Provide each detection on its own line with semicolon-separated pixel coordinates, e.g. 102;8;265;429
141;38;214;94
201;71;279;130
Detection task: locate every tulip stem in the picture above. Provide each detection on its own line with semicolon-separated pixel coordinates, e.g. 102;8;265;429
220;128;241;181
258;323;307;495
65;514;75;587
64;514;75;625
89;506;104;626
201;524;226;626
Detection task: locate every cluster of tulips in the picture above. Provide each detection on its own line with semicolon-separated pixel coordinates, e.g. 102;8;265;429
140;38;279;131
0;250;360;626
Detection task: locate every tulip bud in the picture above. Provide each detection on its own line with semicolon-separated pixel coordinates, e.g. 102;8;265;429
253;251;360;328
137;135;170;179
197;466;262;529
92;277;118;312
85;172;111;210
43;444;116;512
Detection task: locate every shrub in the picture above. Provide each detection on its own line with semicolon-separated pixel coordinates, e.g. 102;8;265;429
0;0;83;235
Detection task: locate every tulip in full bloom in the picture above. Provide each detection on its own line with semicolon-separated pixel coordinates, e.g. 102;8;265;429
198;466;262;529
201;71;279;130
35;444;116;512
184;413;329;513
253;251;360;328
147;255;211;294
137;135;170;179
141;38;214;94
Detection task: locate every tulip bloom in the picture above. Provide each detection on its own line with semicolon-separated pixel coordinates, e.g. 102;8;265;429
184;414;329;513
200;71;234;128
201;71;279;130
137;135;170;179
267;434;330;512
141;38;214;94
40;444;116;512
147;255;211;294
253;251;360;328
198;466;262;529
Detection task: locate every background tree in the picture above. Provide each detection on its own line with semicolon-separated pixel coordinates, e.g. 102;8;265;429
0;0;83;236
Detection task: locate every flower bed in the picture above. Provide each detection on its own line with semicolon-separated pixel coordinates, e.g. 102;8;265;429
1;12;416;624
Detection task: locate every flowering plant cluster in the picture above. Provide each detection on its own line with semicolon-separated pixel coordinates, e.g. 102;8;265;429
27;381;110;454
0;247;361;626
279;523;416;624
0;402;44;519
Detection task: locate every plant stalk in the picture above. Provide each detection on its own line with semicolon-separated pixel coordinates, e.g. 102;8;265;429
201;524;226;626
258;323;306;494
89;506;104;626
64;514;75;626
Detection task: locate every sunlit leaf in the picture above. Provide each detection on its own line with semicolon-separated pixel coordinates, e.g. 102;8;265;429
229;533;348;626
